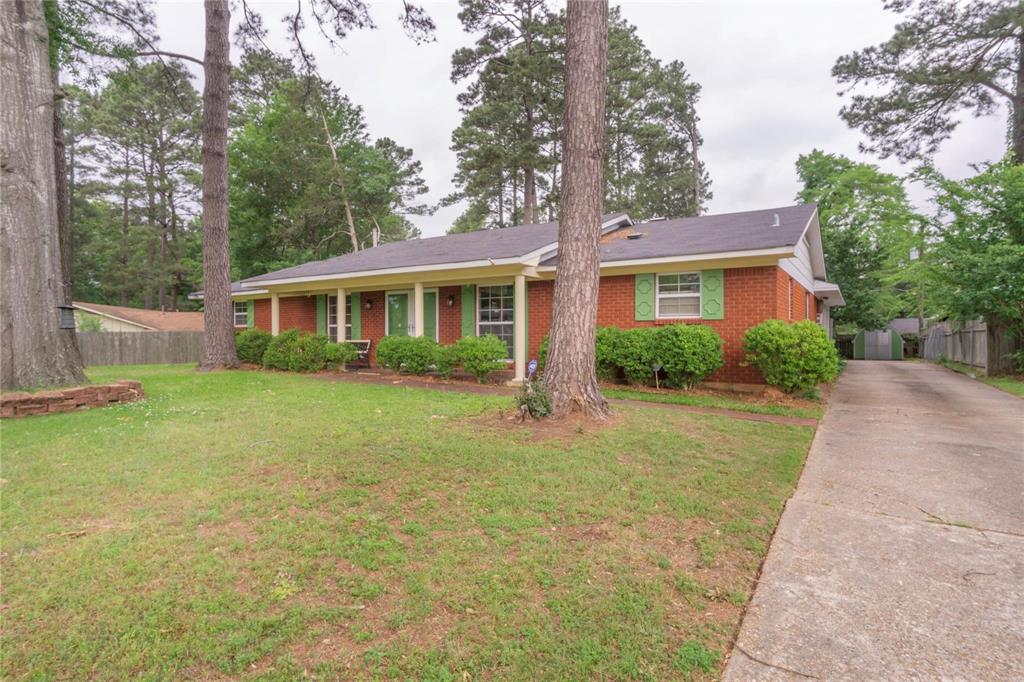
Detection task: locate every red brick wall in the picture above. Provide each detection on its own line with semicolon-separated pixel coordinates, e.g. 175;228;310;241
775;269;814;322
528;266;784;384
280;295;317;332
254;299;270;330
438;286;463;345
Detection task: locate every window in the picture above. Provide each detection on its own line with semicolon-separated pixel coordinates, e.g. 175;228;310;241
477;285;514;358
233;301;248;327
327;295;352;341
656;273;701;318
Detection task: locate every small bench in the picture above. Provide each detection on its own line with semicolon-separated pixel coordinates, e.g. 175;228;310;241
347;339;372;368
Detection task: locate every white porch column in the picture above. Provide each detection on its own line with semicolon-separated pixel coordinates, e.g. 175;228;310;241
513;274;527;382
271;293;280;336
413;282;425;337
336;286;346;341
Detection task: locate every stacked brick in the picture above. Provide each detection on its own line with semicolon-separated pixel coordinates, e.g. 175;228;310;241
1;380;144;419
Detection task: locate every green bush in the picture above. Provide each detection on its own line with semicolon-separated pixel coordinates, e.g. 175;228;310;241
373;335;438;374
261;329;331;372
236;328;272;364
456;335;508;383
537;334;549;371
650;324;724;389
615;327;660;384
743;319;839;392
433;344;459;379
324;341;358;369
514;376;551;419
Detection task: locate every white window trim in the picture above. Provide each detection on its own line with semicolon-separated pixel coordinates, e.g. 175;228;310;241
655;272;702;320
233;301;248;327
326;295;352;342
476;283;515;360
383;288;439;340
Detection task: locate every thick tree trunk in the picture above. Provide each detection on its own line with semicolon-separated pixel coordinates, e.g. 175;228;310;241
1013;34;1023;164
688;118;702;214
121;146;130;306
542;0;610;419
144;150;156;309
198;0;238;370
0;0;86;390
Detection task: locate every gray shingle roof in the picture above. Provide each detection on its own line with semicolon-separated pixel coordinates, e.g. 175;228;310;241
542;204;817;266
243;213;627;285
238;205;815;286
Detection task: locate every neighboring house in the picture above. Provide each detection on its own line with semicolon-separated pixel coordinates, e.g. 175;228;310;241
73;301;204;332
195;204;844;385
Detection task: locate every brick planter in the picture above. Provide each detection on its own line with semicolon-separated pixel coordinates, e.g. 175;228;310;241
0;380;144;419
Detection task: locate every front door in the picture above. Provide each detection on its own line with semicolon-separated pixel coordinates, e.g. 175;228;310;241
387;293;409;336
423;291;437;341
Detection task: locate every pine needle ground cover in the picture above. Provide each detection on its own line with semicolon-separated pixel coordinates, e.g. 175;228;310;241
2;365;813;680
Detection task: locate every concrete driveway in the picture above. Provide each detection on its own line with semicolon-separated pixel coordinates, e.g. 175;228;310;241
724;361;1024;680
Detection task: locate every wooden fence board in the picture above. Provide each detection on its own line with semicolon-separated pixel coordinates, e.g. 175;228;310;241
77;331;204;365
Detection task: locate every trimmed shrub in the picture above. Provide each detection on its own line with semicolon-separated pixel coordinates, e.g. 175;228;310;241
374;335;407;372
399;336;439;375
456;334;508;383
743;319;839;392
261;329;330;372
615;327;660;384
433;344;459;379
236;328;272;364
324;341;358;369
650;324;724;389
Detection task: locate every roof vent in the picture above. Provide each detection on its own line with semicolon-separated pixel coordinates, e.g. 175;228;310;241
771;213;781;227
626;232;644;240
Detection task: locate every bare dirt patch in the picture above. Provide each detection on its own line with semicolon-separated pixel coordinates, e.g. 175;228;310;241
465;408;623;443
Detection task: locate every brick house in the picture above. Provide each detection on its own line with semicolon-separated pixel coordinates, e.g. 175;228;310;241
205;204;843;386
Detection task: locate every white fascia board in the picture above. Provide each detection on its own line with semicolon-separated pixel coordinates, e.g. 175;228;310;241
188;288;269;300
535;246;794;272
242;256;529;288
72;304;155;331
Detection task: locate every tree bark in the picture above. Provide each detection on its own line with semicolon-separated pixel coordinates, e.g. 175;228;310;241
198;0;238;369
1013;33;1023;164
542;0;610;420
1;0;86;390
120;145;130;306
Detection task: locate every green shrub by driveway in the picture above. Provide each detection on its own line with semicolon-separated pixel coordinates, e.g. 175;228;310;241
650;324;724;388
743;320;839;392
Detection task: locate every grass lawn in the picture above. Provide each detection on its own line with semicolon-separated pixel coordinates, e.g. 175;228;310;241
935;360;1024;397
2;365;814;680
602;387;826;420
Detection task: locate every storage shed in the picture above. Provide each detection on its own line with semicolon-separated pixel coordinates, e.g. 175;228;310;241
853;330;904;360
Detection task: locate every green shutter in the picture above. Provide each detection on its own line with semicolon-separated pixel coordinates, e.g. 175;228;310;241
701;269;724;320
350;293;361;339
890;330;903;360
635;274;655;320
316;295;327;335
246;300;254;328
461;285;476;337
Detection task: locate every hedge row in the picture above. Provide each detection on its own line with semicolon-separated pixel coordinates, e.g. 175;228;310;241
376;334;508;383
742;319;839;392
539;324;724;389
235;328;357;372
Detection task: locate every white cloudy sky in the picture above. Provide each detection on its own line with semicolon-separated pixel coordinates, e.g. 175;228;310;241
154;0;1008;238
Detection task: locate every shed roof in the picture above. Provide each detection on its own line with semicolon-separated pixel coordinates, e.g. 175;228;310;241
73;301;204;331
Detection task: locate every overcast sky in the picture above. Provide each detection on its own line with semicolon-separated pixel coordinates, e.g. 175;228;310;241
155;0;1009;238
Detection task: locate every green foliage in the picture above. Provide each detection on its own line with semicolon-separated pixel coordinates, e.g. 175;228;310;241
433;344;459;379
833;0;1024;163
649;324;724;389
76;312;104;332
743;320;839;393
235;329;272;364
926;161;1024;367
455;335;508;383
796;149;923;330
672;640;720;674
615;328;660;385
229;77;429;279
261;329;331;373
594;326;625;381
373;336;441;375
324;342;358;369
513;377;551;419
374;335;407;372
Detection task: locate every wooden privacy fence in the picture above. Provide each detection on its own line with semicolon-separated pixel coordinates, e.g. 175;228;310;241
77;331;204;365
923;320;987;370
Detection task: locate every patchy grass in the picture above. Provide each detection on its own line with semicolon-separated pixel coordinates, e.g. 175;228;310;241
935;360;1024;397
603;386;826;420
2;364;814;680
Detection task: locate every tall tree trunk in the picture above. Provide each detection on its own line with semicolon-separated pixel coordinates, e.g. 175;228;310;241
542;0;610;419
688;118;702;214
144;150;155;309
198;0;238;370
0;0;86;390
512;168;519;224
1013;34;1023;164
497;171;505;229
169;192;180;311
121;145;130;306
